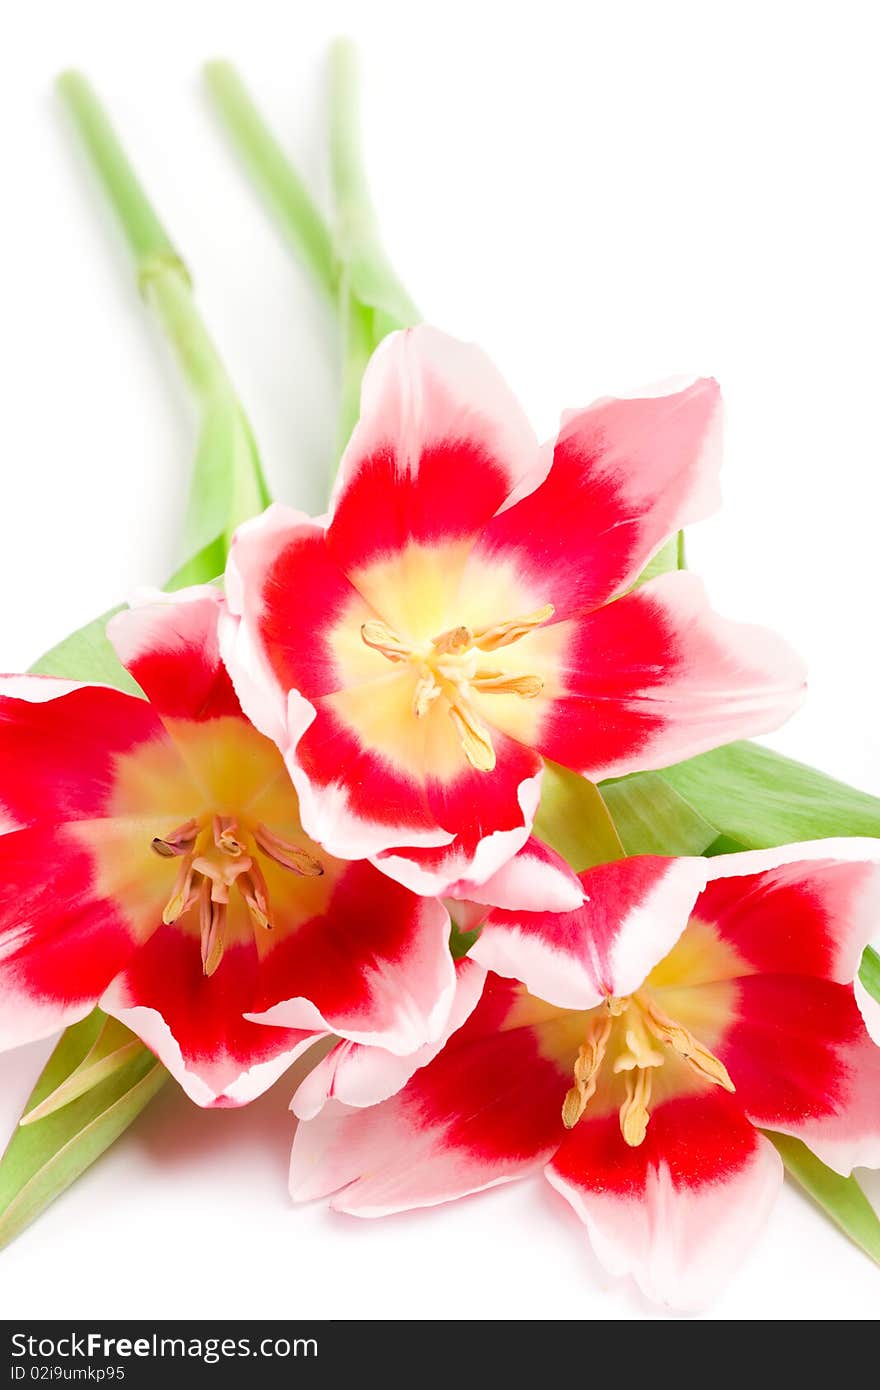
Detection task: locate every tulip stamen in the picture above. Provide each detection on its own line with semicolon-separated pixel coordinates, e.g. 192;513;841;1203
620;1067;653;1147
162;848;198;925
639;995;735;1094
254;824;324;877
471;670;544;699
360;603;553;772
562;991;734;1147
471;604;555;652
562;1009;613;1129
151;817;201;858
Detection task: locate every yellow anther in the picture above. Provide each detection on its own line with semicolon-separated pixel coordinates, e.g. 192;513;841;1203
360;620;412;662
472;604;555;652
432;625;473;655
151;818;200;858
162;849;197;925
471;671;544;699
620;1067;653;1147
640;996;735;1093
253;824;324;877
448;701;497;772
561;1012;613;1129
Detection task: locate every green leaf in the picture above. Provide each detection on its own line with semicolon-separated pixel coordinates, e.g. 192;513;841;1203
28;606;140;693
0;1011;167;1252
449;921;481;961
768;1131;880;1266
20;1016;145;1126
182;395;270;562
601;771;718;857
659;740;880;848
860;945;880;1006
632;531;685;589
534;760;625;872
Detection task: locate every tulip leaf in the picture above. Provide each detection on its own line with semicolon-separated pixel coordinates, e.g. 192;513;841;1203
20;1015;145;1126
28;606;139;693
601;771;718;857
860;945;880;1006
768;1132;880;1267
182;394;270;563
659;740;880;848
0;1011;167;1252
633;532;685;589
534;760;625;872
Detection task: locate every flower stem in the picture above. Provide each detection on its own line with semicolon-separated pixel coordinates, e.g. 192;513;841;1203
327;37;420;332
57;72;231;405
203;61;339;307
56;71;269;576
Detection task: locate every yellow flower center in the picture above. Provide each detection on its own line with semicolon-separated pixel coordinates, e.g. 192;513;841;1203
153;814;324;977
561;991;735;1147
360;604;554;772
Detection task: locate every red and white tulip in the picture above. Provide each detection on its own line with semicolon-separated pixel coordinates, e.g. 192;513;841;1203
289;841;880;1308
0;587;459;1106
221;327;806;896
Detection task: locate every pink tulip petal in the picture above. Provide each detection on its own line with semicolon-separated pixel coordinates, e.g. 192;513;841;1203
291;957;486;1119
468;377;722;619
107;586;242;724
718;973;880;1175
102;928;318;1107
326;326;542;576
289;974;567;1210
697;840;880;984
472;855;712;1010
0;823;141;1048
0;675;166;833
247;862;456;1057
531;572;805;781
546;1091;782;1310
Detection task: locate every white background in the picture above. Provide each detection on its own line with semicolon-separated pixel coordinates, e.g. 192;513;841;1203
1;0;879;1322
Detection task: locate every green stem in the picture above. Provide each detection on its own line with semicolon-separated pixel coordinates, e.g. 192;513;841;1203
203;61;339;306
337;284;374;461
327;38;419;328
57;72;232;406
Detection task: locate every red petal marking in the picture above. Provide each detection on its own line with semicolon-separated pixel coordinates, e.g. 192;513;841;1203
104;926;310;1103
545;1089;782;1308
327;326;541;576
291;956;487;1120
292;698;443;840
532;572;805;781
252;862;454;1050
0;680;165;831
718;973;875;1128
327;441;515;575
467;378;721;620
551;1089;756;1195
255;527;374;701
289;974;568;1211
473;855;710;1009
694;857;880;984
108;588;242;723
0;823;139;1045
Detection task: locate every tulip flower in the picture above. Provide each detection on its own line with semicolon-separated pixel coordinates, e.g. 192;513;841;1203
0;586;463;1106
289;842;880;1308
221;327;805;896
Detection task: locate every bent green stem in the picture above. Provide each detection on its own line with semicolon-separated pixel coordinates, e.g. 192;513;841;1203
56;71;269;574
203;60;339;306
